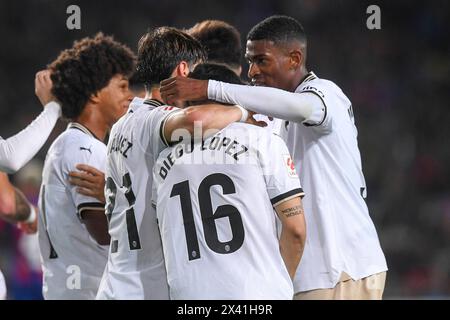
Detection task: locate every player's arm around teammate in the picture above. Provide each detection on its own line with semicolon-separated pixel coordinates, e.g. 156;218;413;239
69;103;263;200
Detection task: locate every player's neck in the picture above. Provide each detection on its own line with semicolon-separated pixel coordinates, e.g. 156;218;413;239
289;67;309;92
75;106;109;142
145;87;163;102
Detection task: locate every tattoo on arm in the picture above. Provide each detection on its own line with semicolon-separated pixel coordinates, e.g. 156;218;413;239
14;188;31;222
281;205;304;218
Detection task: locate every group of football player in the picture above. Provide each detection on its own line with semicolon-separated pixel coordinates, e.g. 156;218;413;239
0;15;387;300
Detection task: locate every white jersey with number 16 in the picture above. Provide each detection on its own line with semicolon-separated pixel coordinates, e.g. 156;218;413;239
153;122;304;300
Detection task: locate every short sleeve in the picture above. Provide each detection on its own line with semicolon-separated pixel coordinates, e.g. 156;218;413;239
64;140;107;218
143;106;180;161
150;174;158;210
260;133;304;207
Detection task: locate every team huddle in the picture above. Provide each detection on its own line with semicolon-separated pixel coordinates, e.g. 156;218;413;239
0;15;387;300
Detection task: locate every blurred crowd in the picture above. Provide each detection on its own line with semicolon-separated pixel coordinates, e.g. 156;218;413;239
0;0;448;299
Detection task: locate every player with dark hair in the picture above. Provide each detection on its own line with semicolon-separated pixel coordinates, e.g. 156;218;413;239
189;63;242;84
136;27;206;92
188;20;242;76
38;33;136;299
160;15;388;300
153;63;306;299
95;26;260;300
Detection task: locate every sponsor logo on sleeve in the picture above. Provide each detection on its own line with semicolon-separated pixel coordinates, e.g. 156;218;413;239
302;85;325;98
283;154;298;178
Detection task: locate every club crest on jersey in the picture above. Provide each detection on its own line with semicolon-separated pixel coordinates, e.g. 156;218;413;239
283;154;298;178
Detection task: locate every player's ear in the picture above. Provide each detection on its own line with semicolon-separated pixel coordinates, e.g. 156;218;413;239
289;49;302;71
89;91;101;104
174;61;190;77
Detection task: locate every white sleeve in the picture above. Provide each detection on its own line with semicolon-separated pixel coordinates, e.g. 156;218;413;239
208;80;325;125
150;173;158;210
0;102;61;173
260;133;304;207
64;141;106;218
143;106;180;160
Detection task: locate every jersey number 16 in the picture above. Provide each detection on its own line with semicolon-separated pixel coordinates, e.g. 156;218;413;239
170;173;245;261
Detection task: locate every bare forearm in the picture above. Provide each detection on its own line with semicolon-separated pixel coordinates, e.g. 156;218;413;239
81;210;110;245
0;188;31;224
280;228;305;279
275;199;307;280
14;189;31;222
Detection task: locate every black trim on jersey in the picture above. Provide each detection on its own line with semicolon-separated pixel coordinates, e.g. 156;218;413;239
143;99;164;108
49;245;58;259
160;110;182;147
272;132;283;139
41;185;59;259
77;202;105;217
68;122;103;143
298;72;317;87
111;240;118;253
159;118;170;147
271;188;304;206
300;90;328;127
144;98;173;146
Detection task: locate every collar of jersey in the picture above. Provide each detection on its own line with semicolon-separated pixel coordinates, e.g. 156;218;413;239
143;98;164;108
67;122;101;142
128;97;164;114
298;71;317;87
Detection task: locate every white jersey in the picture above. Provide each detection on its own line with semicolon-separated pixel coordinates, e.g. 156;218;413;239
96;98;173;300
278;72;387;292
153;122;303;300
0;269;5;300
38;123;108;300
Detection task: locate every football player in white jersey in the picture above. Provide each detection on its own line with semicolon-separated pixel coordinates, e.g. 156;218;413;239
38;33;136;300
160;15;388;300
96;27;256;300
153;63;306;300
0;70;61;299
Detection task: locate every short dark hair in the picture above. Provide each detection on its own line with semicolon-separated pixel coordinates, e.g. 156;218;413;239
49;33;136;120
136;27;206;88
189;63;243;85
247;15;307;45
188;20;242;69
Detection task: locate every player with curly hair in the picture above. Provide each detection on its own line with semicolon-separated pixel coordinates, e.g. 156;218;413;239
38;33;135;300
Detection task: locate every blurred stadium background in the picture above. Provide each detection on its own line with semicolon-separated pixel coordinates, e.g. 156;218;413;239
0;0;448;299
